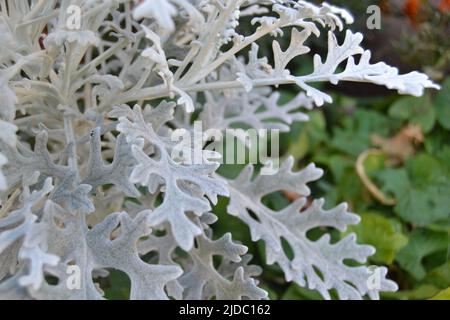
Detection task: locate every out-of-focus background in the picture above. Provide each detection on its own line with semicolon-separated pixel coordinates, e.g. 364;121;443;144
103;0;450;300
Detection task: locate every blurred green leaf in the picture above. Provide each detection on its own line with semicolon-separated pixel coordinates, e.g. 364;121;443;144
378;154;450;225
425;130;450;158
324;155;354;181
389;95;435;133
331;109;391;156
103;269;131;300
212;196;253;248
430;287;450;300
434;78;450;130
396;229;449;280
422;262;450;289
287;130;309;161
282;284;324;300
384;284;441;300
286;110;328;162
345;212;408;264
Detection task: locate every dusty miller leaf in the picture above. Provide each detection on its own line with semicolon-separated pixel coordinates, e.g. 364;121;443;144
226;157;398;299
117;105;229;250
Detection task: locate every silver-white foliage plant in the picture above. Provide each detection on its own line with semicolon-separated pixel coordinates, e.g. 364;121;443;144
0;0;439;300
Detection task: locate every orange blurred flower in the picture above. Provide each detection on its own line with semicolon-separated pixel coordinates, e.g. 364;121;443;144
439;0;450;11
403;0;421;25
403;0;449;25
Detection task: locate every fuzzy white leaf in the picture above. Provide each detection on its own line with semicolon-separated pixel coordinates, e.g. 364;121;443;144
227;158;398;299
133;0;177;31
117;105;228;250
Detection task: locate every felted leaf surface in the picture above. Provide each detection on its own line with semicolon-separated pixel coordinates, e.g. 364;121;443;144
179;233;267;300
82;128;140;197
34;202;182;300
200;89;313;133
226;157;397;299
117;105;229;250
0;179;58;293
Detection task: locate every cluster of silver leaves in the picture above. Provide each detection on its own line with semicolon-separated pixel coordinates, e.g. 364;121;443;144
0;0;438;300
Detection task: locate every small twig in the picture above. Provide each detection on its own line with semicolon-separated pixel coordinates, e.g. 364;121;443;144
0;188;21;219
356;149;396;206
